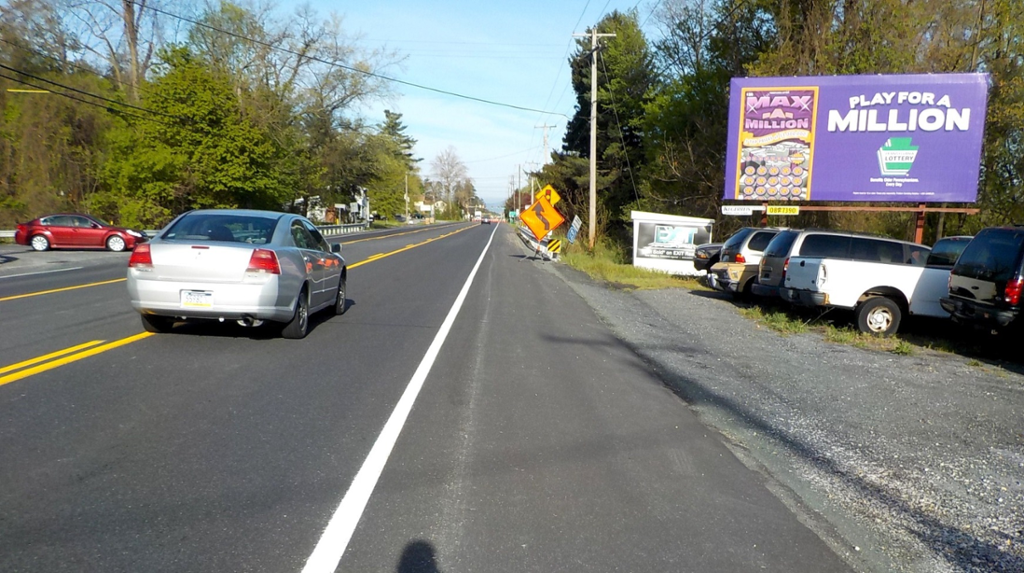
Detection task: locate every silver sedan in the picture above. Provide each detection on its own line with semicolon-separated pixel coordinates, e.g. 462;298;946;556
127;209;346;339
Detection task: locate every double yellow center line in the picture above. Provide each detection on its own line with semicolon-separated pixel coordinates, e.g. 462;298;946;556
0;224;477;387
0;333;153;387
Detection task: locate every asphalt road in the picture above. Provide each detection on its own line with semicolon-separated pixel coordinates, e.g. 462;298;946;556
0;223;851;572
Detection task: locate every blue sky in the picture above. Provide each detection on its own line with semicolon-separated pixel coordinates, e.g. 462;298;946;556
293;0;660;211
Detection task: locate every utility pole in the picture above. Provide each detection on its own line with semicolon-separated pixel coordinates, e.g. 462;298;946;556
535;124;557;164
404;173;409;220
573;29;616;249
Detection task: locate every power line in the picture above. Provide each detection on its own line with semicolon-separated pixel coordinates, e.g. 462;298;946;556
0;38;178;105
0;72;154;123
639;0;664;28
598;51;642;209
129;0;569;119
0;63;182;121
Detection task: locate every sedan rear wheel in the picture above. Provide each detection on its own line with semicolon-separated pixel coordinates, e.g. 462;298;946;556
282;288;309;339
30;235;50;251
332;276;347;316
140;314;174;333
106;235;126;252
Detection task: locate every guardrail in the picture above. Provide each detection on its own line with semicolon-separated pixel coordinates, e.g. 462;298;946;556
317;223;369;236
0;222;369;241
516;225;559;261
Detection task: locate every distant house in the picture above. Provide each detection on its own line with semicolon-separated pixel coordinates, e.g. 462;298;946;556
415;200;446;215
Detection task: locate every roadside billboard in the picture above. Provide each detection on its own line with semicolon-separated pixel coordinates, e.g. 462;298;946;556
724;73;989;203
631;211;714;276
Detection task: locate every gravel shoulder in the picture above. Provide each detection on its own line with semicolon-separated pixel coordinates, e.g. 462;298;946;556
544;261;1024;573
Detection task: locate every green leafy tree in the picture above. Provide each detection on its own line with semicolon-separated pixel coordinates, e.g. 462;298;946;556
98;47;291;227
562;10;656;240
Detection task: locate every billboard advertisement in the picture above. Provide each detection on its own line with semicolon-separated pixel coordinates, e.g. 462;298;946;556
724;73;989;203
630;211;714;276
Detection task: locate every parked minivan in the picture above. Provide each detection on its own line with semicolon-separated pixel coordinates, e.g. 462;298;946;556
940;227;1024;332
751;229;802;299
708;227;784;296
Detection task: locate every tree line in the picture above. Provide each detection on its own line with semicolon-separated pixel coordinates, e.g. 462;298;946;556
0;0;449;228
524;0;1022;246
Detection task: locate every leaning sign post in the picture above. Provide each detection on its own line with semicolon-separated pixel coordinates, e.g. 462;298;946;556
722;73;988;242
519;196;566;259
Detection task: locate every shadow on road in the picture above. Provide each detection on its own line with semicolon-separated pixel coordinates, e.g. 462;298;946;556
397;540;443;573
152;299;356;339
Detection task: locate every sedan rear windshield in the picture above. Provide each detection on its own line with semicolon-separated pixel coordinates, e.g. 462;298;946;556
953;229;1024;281
163;214;280;245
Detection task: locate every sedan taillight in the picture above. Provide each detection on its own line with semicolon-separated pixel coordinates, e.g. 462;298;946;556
1005;278;1023;305
247;249;281;275
128;244;153;269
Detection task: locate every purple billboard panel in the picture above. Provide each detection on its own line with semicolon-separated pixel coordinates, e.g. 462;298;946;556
724;74;989;203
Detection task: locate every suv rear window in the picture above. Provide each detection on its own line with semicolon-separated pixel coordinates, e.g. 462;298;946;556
953;229;1024;281
747;231;778;252
764;230;799;258
722;228;754;250
926;237;971;268
799;234;851;258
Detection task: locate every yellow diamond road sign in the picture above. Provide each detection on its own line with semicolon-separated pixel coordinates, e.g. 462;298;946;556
535;185;561;207
519;197;565;242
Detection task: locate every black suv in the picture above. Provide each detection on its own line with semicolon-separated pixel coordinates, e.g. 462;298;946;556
940;227;1024;331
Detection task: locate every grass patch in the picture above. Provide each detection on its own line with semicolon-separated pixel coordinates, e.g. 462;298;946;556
750;309;918;354
560;239;710;291
824;325;858;344
740;306;808;335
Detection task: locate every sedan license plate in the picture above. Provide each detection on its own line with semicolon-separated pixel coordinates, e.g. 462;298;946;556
181;290;213;308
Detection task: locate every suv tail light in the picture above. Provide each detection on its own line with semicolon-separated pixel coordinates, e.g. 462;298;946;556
781;257;789;281
735;253;746;264
247;248;281;274
128;244;153;269
1005;278;1023;305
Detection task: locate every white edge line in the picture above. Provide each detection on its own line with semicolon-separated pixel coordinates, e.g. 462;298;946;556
301;223;499;573
0;266;84;279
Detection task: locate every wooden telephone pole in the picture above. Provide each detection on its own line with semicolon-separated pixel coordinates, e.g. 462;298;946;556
573;29;615;249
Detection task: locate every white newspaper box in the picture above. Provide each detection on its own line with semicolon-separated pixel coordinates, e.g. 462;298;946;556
630;211;714;276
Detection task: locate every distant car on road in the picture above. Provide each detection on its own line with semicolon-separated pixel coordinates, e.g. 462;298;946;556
127;209;346;339
15;213;148;252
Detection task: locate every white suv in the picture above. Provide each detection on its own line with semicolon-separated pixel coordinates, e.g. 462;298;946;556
779;232;937;335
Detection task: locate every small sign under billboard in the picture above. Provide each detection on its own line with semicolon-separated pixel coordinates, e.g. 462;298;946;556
722;205;757;216
767;205;799;216
725;73;988;204
631;211;714;276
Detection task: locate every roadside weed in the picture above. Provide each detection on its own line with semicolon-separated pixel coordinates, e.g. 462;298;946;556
561;240;709;291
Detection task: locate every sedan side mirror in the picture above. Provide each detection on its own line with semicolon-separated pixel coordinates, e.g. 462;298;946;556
332;243;342;254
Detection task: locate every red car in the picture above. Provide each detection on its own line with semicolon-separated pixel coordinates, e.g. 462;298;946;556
15;213;148;252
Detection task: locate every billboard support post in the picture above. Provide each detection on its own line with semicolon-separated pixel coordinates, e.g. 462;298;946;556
915;203;927;244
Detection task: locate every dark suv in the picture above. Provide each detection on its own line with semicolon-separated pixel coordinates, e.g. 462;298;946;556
940;227;1024;331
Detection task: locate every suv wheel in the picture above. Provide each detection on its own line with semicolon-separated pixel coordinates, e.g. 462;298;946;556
856;297;901;336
